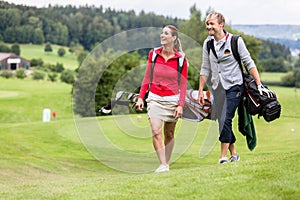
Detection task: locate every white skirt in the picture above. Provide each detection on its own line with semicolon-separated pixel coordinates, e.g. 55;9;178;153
146;98;178;122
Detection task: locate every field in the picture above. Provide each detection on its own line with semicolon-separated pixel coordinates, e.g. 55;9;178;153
260;72;286;82
0;76;300;199
19;44;78;70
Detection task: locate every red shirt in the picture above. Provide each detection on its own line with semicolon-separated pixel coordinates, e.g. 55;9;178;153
139;47;188;106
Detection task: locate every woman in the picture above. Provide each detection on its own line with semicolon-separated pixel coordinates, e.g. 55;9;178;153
136;25;188;173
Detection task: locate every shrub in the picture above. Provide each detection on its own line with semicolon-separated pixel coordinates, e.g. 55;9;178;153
60;69;75;84
58;48;66;57
44;43;52;53
281;69;300;87
49;63;64;73
15;68;26;79
48;73;57;82
0;70;14;79
30;58;44;67
32;70;45;80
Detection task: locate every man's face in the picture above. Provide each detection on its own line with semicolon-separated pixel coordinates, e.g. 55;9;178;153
206;16;224;36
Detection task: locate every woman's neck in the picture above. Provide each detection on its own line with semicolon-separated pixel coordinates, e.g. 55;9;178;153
162;45;175;57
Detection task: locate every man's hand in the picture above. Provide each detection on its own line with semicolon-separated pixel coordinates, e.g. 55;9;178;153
197;90;204;106
257;84;274;98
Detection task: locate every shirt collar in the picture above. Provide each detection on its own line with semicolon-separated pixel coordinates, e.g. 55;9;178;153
155;46;182;58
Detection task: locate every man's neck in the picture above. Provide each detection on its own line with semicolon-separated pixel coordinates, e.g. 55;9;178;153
214;30;226;42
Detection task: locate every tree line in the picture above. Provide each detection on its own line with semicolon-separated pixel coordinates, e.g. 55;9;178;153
0;1;183;50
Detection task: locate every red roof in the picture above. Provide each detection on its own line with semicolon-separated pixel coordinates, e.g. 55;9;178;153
0;53;17;61
0;53;29;62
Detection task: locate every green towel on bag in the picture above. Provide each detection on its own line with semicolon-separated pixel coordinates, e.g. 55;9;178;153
238;101;257;151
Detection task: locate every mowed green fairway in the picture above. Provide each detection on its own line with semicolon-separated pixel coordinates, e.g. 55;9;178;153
0;77;299;199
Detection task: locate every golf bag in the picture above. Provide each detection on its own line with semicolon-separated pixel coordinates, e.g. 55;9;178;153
182;90;213;122
99;89;214;122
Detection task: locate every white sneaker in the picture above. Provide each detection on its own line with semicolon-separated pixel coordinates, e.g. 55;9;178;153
219;157;228;164
155;164;169;173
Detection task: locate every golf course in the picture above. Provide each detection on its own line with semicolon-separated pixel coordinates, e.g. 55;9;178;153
0;44;299;199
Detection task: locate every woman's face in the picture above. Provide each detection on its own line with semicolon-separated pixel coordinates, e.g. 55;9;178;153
160;27;175;46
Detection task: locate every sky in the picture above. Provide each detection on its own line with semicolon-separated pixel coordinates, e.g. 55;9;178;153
4;0;300;25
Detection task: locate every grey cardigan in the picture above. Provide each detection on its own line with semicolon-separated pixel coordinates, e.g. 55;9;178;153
200;33;256;90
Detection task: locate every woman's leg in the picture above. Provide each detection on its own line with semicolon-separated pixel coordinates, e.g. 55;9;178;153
164;121;176;165
149;118;166;165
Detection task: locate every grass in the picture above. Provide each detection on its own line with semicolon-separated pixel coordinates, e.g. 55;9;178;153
260;72;286;83
0;78;72;123
0;77;300;199
19;44;78;70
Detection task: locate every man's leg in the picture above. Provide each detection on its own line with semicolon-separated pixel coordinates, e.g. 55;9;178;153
229;143;237;157
219;85;244;162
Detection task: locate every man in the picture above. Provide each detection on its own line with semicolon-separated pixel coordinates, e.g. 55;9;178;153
198;12;272;163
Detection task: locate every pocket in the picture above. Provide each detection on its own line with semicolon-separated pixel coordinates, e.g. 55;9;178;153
227;85;243;100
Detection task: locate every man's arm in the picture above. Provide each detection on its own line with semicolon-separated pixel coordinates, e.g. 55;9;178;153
198;75;208;105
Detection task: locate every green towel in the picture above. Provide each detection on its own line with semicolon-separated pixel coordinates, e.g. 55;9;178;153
238;101;257;151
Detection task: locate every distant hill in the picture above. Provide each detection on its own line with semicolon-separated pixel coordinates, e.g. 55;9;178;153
232;25;300;53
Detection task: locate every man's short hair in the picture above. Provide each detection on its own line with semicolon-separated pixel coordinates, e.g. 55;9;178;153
205;12;225;25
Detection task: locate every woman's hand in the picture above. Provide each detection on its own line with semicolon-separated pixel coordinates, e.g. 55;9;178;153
135;98;144;111
174;106;183;120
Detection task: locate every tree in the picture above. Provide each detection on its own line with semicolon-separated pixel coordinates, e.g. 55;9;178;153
294;53;300;68
0;9;21;31
11;25;35;43
44;22;69;46
72;49;142;117
76;51;89;67
11;43;20;55
54;63;64;72
83;15;114;50
48;73;57;82
281;68;300;87
260;57;288;72
57;47;66;57
0;42;11;52
3;27;17;43
94;51;142;116
30;58;44;67
60;69;75;84
69;41;84;55
179;4;207;45
33;28;44;44
259;39;291;60
44;42;52;53
68;41;76;54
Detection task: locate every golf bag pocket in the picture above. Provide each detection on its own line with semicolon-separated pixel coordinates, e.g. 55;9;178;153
261;100;281;122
